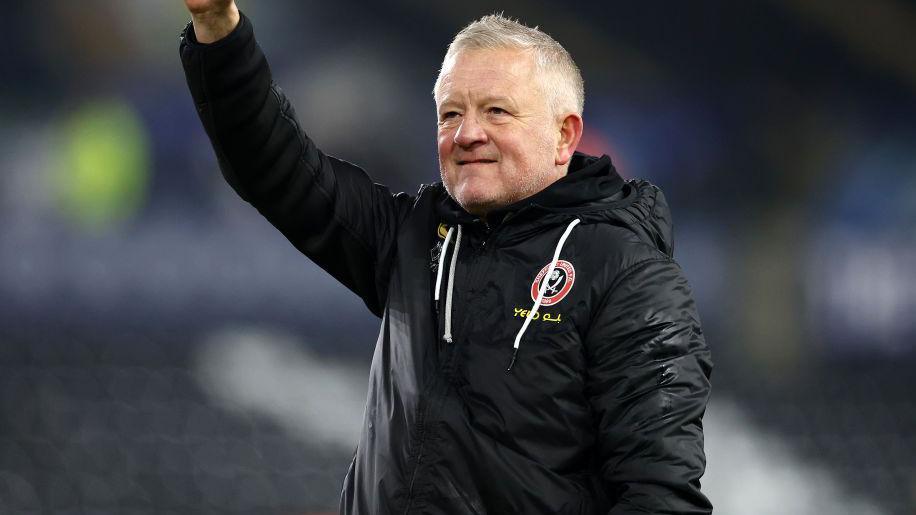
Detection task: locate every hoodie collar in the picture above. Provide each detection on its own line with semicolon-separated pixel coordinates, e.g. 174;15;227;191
437;152;625;226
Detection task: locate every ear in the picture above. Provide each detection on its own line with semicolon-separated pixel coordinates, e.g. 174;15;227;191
555;113;583;166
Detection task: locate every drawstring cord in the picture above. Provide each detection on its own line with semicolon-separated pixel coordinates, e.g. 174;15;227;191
507;218;581;372
443;226;462;343
434;225;462;343
434;226;455;303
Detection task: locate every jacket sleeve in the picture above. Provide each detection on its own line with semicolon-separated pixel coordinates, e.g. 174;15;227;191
178;13;413;317
584;257;713;514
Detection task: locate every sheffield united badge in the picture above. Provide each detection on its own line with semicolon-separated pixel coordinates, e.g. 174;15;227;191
530;260;575;305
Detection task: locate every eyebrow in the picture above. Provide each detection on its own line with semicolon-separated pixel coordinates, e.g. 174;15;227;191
437;95;517;111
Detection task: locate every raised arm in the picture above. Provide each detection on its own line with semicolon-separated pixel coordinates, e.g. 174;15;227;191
185;0;240;43
585;257;713;514
179;2;413;316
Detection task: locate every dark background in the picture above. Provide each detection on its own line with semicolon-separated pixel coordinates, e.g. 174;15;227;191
1;1;914;513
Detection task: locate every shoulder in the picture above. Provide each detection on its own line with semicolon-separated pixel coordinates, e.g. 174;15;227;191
572;221;670;282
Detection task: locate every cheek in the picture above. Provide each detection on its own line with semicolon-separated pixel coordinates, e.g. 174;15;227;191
437;130;453;156
437;134;457;186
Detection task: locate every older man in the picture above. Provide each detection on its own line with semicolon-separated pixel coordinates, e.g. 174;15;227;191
180;1;713;513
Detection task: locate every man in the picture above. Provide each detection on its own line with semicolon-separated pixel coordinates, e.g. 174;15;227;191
180;1;713;513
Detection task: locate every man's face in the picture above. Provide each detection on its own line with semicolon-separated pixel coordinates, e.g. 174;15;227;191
436;48;562;216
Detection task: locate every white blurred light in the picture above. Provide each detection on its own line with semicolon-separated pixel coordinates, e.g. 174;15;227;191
195;326;368;448
806;231;915;353
704;398;887;515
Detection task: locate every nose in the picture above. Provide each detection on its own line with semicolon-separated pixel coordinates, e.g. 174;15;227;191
453;114;487;148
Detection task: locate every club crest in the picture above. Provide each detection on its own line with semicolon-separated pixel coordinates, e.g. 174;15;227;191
530;260;575;305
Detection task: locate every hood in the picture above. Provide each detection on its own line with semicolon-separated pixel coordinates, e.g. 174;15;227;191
436;152;675;258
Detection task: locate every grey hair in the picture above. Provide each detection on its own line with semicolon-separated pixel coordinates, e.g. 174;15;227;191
434;13;584;117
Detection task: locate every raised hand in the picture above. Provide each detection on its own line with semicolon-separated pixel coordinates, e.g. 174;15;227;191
183;0;239;43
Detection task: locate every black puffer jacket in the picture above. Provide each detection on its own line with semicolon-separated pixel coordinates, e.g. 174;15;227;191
180;13;713;515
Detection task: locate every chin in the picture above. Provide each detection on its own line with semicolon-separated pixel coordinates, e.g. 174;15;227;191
442;173;511;215
457;193;506;216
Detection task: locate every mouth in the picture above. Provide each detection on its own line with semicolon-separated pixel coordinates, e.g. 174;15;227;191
457;159;497;165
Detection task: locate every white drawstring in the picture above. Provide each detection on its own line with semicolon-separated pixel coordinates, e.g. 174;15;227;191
434;225;462;344
443;225;462;343
507;218;581;372
434;227;455;302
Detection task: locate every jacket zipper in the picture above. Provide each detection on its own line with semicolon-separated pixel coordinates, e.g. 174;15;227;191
445;226;496;353
405;223;499;513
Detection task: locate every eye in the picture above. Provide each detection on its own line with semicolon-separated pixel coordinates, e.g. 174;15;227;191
440;111;460;121
487;107;508;115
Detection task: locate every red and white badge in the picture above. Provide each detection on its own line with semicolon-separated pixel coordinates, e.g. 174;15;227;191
530;260;576;306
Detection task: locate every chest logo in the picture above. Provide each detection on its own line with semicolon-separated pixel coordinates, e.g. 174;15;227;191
530;260;576;306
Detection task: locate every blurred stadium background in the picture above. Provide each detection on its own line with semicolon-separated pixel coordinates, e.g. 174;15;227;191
1;0;914;513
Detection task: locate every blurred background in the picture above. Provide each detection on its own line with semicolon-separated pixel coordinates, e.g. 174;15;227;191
0;0;914;513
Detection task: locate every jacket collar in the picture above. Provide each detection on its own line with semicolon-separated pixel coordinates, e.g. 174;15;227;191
436;152;625;227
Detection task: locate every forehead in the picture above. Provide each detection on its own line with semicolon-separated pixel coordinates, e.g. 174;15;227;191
436;47;539;103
